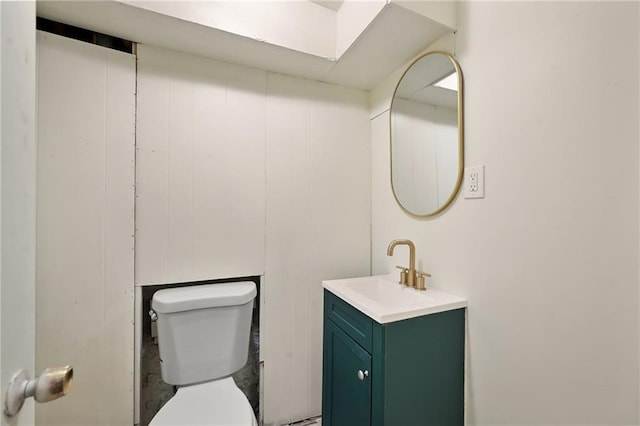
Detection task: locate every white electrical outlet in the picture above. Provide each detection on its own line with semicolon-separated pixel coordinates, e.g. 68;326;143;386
464;165;485;199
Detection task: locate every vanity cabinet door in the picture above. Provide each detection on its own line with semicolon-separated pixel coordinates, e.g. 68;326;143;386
323;319;372;426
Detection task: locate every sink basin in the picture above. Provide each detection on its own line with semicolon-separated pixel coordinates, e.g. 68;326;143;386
322;275;466;324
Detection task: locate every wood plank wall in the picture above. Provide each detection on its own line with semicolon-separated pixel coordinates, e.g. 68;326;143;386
136;46;266;284
264;73;371;423
136;45;371;424
36;31;135;425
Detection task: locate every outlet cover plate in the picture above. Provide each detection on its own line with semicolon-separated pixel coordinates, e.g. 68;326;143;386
464;165;485;199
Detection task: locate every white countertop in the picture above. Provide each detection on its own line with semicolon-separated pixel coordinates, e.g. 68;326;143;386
322;274;467;324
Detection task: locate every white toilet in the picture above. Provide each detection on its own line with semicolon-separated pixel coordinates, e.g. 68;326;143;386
149;282;258;426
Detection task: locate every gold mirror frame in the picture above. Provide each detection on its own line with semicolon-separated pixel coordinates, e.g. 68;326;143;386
389;51;464;218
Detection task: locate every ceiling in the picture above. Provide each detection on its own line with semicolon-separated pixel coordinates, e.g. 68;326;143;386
37;1;455;91
309;1;345;12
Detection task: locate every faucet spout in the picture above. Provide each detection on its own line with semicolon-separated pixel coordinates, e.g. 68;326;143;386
387;239;416;286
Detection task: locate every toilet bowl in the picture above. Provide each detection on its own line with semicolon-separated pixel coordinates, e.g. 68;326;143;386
148;282;258;426
149;377;257;426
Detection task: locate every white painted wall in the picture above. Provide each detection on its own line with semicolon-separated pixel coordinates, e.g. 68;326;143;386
136;45;267;285
0;2;36;425
372;2;639;424
36;32;135;425
263;73;370;424
135;45;371;424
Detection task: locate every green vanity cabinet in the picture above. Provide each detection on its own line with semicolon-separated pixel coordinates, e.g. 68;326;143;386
322;290;465;426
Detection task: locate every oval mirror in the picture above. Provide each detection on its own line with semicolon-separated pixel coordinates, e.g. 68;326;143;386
390;51;464;217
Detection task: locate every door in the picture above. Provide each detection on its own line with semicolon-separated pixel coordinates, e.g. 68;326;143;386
323;320;372;426
0;2;37;424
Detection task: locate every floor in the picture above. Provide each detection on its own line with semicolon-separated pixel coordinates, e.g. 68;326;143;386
285;417;322;426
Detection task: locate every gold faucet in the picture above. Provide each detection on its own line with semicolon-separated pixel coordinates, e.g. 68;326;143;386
387;239;416;287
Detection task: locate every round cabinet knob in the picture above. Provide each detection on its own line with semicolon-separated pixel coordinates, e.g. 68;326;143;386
357;370;369;381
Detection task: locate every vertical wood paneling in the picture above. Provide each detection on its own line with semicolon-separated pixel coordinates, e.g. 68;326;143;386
167;77;195;277
262;86;295;421
103;43;136;422
135;50;170;284
191;74;228;279
136;45;370;424
36;31;135;425
136;45;266;285
222;68;267;275
264;74;371;424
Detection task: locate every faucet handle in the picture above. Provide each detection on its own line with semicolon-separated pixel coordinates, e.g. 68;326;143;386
395;265;409;285
415;270;431;291
416;269;431;277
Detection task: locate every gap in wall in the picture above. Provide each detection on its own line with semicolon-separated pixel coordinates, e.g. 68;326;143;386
140;276;261;426
36;17;134;53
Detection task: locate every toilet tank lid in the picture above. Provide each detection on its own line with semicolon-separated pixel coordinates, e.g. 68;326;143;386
152;282;257;314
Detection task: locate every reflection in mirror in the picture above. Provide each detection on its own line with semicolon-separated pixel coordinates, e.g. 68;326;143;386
390;51;463;217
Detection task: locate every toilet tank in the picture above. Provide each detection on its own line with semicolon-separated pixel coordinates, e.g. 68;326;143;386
152;282;257;386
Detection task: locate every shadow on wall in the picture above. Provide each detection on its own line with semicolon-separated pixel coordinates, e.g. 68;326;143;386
139;277;261;426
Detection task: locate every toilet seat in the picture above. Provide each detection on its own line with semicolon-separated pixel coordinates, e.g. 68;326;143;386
149;377;257;426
